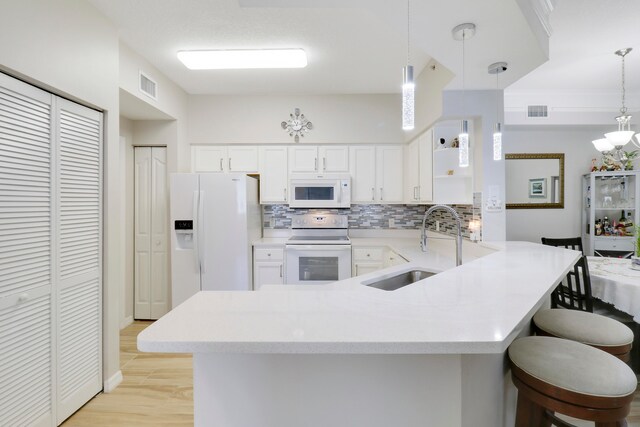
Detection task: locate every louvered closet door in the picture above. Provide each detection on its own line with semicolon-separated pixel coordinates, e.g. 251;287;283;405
54;98;102;423
0;73;54;427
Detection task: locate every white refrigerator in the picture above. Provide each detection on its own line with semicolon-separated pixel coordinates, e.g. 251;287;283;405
170;173;261;308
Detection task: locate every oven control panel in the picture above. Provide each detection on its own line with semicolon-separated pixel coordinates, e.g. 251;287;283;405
291;214;348;229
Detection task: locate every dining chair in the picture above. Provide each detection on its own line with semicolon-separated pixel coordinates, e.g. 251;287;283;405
539;237;593;311
535;242;634;362
540;237;584;255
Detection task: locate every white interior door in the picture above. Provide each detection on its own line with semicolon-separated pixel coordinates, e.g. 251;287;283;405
134;146;168;319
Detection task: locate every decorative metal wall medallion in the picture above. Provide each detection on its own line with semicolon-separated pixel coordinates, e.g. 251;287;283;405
281;108;312;142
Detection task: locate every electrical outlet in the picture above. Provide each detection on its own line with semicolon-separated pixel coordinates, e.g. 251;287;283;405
435;220;440;231
269;217;276;228
388;218;395;228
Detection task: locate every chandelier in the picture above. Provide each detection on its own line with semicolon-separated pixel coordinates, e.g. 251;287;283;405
593;48;635;160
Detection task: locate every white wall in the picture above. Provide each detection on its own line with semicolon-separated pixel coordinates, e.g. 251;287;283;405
0;0;122;388
119;118;135;328
442;90;505;241
119;43;188;322
505;126;608;242
187;94;404;146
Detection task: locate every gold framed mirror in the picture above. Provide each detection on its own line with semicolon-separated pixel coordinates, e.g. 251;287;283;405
505;153;564;209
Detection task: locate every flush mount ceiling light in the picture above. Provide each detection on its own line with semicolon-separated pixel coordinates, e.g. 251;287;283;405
452;23;476;168
177;48;307;70
402;0;415;131
488;62;507;161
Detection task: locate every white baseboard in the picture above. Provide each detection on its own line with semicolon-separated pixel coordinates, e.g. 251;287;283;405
120;315;133;330
103;370;123;393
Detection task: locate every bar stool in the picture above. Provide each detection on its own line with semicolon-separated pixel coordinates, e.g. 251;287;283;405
534;309;633;362
509;336;636;427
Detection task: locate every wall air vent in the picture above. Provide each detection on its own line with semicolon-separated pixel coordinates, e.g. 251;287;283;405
139;71;157;100
527;105;548;118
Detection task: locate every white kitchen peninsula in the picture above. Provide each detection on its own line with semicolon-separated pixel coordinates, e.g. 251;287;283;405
138;240;579;427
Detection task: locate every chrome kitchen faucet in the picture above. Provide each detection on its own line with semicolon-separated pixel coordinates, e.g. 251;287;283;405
420;204;463;266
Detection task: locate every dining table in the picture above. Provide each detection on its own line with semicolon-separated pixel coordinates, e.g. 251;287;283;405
588;256;640;322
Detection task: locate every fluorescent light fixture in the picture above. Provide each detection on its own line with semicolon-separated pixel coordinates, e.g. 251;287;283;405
493;123;502;161
402;66;415;131
177;49;307;70
459;120;469;168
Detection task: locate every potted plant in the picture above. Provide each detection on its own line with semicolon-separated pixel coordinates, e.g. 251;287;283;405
624;150;639;170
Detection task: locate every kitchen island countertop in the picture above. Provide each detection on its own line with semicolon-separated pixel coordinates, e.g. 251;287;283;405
138;238;578;355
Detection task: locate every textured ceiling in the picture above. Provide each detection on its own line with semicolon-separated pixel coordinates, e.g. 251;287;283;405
507;0;640;93
87;0;549;95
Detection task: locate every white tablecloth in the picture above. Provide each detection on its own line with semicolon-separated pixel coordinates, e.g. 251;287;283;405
588;256;640;322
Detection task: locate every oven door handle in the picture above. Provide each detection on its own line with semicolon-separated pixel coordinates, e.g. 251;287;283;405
286;245;351;251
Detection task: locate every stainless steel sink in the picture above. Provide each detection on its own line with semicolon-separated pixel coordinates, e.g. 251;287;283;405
363;269;436;291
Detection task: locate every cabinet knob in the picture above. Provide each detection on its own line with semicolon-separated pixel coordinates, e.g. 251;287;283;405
366;253;370;257
267;253;271;257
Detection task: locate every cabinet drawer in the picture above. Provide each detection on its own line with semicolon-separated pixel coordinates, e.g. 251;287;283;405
352;247;384;262
594;238;634;252
254;247;284;261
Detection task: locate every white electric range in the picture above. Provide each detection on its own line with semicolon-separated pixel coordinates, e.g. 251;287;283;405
284;214;352;285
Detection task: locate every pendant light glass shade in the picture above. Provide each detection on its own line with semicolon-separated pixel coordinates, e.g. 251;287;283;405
604;130;634;146
635;133;640;149
402;65;415;130
493;123;502;161
459;120;469;168
592;138;614;152
488;62;507;162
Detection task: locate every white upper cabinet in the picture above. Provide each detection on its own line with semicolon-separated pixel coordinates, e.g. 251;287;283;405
227;146;259;172
288;146;318;173
319;146;349;173
376;145;404;203
350;145;403;204
259;146;288;204
405;130;433;204
191;145;258;173
350;146;377;203
289;145;349;173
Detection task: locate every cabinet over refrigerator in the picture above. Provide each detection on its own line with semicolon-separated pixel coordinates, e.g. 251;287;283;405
169;173;261;308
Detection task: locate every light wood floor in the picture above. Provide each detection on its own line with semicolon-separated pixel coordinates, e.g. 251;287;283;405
63;321;640;427
62;321;193;426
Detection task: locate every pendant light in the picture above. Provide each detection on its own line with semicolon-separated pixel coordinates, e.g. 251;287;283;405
452;23;476;168
602;48;634;148
402;0;414;131
488;62;507;161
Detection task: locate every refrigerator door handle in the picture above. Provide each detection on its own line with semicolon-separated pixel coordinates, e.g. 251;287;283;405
197;190;205;274
192;190;200;272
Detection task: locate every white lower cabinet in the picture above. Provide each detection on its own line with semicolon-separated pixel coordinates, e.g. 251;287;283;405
352;246;408;276
352;247;384;276
253;247;284;289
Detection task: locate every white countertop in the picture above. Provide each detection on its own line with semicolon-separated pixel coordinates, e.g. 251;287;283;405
138;234;579;355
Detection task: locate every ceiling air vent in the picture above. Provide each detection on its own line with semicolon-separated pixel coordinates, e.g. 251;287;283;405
527;105;548;118
139;71;157;100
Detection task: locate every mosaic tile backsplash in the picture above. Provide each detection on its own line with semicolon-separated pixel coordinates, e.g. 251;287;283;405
263;194;482;239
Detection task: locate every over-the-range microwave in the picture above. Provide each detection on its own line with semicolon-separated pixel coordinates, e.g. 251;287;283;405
288;173;351;208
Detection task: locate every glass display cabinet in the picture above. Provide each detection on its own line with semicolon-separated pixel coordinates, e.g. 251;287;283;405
582;171;639;257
